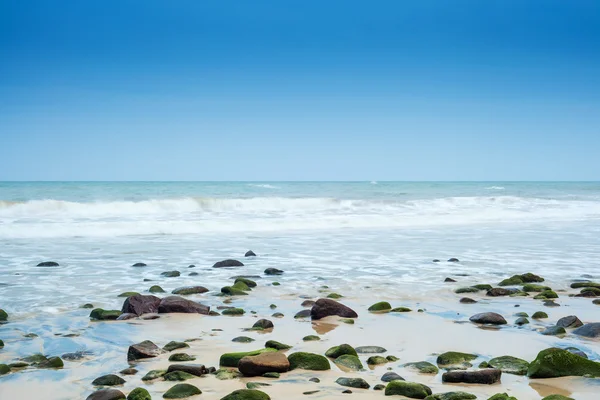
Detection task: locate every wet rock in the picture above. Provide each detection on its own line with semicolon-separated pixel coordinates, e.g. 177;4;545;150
403;361;439;374
251;319;274;330
488;394;518;400
311;298;358;320
303;335;320;341
232;336;254;343
543;300;560;307
577;287;600;297
220;349;277;368
294;309;312;319
448;258;460;262
532;311;548;319
223;308;245;316
288;352;331;370
221;286;249;296
455;287;480;294
374;384;386;391
515;317;529;325
158;296;210;314
142;370;167;381
499;273;544;286
120;368;138;375
540;396;574;400
215;368;243;380
118;292;140;298
381;372;404;382
167;364;207;377
247;382;271;389
436;352;477;369
163;383;202;398
263;372;279;378
594;299;600;305
221;389;270;400
459;297;477;304
445;278;457;283
169;353;196;362
301;300;316;307
163;341;189;352
132;263;147;267
161;271;180;278
488;356;529;375
271;312;284;318
565;347;587;359
555;315;583;329
571;281;600;289
368;302;392;312
442;369;501;384
245;250;257;257
334;355;363;371
164;371;197;381
325;344;357;359
264;268;283;275
572;322;600;338
534;290;558;300
117;313;137;321
264;340;290;350
0;364;10;375
356;346;387;354
522;284;551;292
527;347;600;378
341;318;355;324
336;377;370;389
238;352;290;377
172;286;209;295
426;393;476;400
92;374;126;386
149;285;165;293
122;294;162;316
327;293;343;299
384;381;432;398
213;259;244;268
80;303;95;309
235;277;257;288
61;350;92;361
86;389;126;400
36;261;59;267
128;340;162;361
469;312;507;325
367;356;388;365
90;308;122;321
127;388;151;400
189;272;199;276
486;288;515;297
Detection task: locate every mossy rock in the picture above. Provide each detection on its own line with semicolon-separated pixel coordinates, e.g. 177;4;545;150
118;292;140;298
541;326;566;336
390;307;412;313
384;381;432;398
235;278;257;288
92;374;126;386
532;311;548;319
142;370;167;381
514;312;529;317
233;281;251;291
271;282;280;286
472;284;493;291
220;348;277;368
168;353;196;362
403;361;439;374
10;362;28;369
488;394;518;400
488;356;529;375
581;287;600;296
436;352;477;369
368;302;392;312
220;389;271;400
334;354;363;371
90;308;122;320
534;290;558;300
498;276;524;286
247;382;271;389
340;318;355;324
80;303;95;309
0;339;4;348
541;396;575;400
303;335;320;341
149;285;166;293
523;284;551;292
221;286;249;296
386;355;399;362
0;364;10;375
262;372;279;378
161;271;181;278
222;308;245;316
163;383;202;398
509;291;529;297
571;282;600;289
269;304;277;309
527;347;600;378
374;384;386;391
233;336;255;343
265;340;291;350
515;317;529;326
127;387;151;400
367;356;388;365
327;293;343;299
216;368;243;380
37;356;63;368
336;377;370;389
163;341;190;352
454;287;480;294
164;371;197;381
325;344;357;358
288;352;331;371
424;393;477;400
0;309;8;321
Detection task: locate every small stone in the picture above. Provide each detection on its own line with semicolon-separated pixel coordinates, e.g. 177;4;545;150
149;285;166;293
336;377;370;389
368;301;392;312
264;268;283;275
403;361;439;374
265;340;291;350
233;336;255;343
132;263;147;267
367;356;388;365
220;390;270;400
469;312;507;325
325;344;357;358
161;270;180;278
448;258;460;262
532;311;548;319
163;341;190;352
120;368;138;375
252;319;274;330
36;261;59;267
164;371;197;381
334;355;363;371
142;370;167;381
172;286;209;295
374;384;386;391
223;308;246;316
294;309;312;319
245;250;257;257
515;317;529;325
303;335;320;341
384;381;432;398
459;297;477;304
445;278;457;282
309;377;320;383
381;372;404;382
213;259;244;268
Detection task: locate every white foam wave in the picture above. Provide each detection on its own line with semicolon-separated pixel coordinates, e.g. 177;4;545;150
248;184;279;189
486;186;505;190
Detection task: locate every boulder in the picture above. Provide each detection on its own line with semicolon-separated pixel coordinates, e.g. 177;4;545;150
238;352;290;377
163;383;202;398
288;352;331;371
381;372;404;382
572;322;600;338
265;340;291;350
86;389;126;400
264;268;283;275
220;349;277;368
442;369;502;384
311;298;358;320
333;354;363;371
541;326;566;336
368;302;392;312
0;309;8;321
336;377;370;389
488;356;529;375
294;310;311;319
245;251;257;257
90;309;122;321
127;340;162;361
172;286;209;295
252;319;274;330
221;389;270;400
527;347;600;378
384;381;432;398
403;361;439;374
127;388;151;400
325;344;357;358
469;312;507;325
121;294;161;316
213;259;244;268
168;353;196;362
92;374;126;386
36;261;59;267
149;285;165;293
158;296;210;314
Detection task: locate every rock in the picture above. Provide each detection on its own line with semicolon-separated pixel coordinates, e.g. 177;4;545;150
149;285;165;293
34;356;63;368
90;308;122;321
515;317;529;325
220;389;270;400
132;263;147;267
288;352;331;370
265;340;291;350
311;298;358;320
0;309;8;321
189;272;199;276
540;396;574;400
522;284;551;292
36;261;59;267
167;364;207;377
163;341;189;352
487;394;518;400
577;287;600;297
235;277;257;288
272;312;284;318
86;389;127;400
164;371;197;381
425;393;477;400
161;270;181;278
532;311;548;319
92;374;126;386
469;312;507;325
301;300;315;307
233;336;254;343
245;251;257;257
309;377;320;383
356;346;387;354
264;268;283;275
334;354;363;371
374;384;386;391
381;372;404;382
303;335;320;341
459;297;477;304
247;382;271;389
565;347;587;359
448;258;460;262
594;299;600;305
367;356;388;365
81;303;95;309
121;294;162;316
541;326;566;336
128;340;162;361
223;308;245;316
142;370;167;381
325;344;357;358
220;349;277;368
571;282;600;289
368;301;392;312
384;381;432;398
403;361;439;374
238;352;290;376
336;377;370;389
499;273;544;286
534;290;558;300
390;307;412;312
573;322;600;338
455;287;480;294
158;296;210;314
172;286;209;295
527;347;600;378
442;369;501;384
436;352;478;369
262;372;279;378
213;259;244;268
0;364;10;375
163;383;202;398
252;319;274;330
543;300;560;307
215;368;243;380
445;278;457;282
486;288;515;297
341;318;355;324
294;310;312;319
488;356;529;375
327;293;343;299
120;368;138;375
169;353;196;362
118;292;139;298
116;313;137;321
127;388;151;400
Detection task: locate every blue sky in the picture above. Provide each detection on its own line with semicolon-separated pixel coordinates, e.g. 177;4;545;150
1;0;599;180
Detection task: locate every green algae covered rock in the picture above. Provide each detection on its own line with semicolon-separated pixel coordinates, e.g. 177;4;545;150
499;276;524;286
327;293;343;299
288;352;331;371
527;348;600;378
0;309;8;321
403;361;439;374
168;353;196;362
142;370;167;381
222;308;245;316
454;287;480;294
334;354;363;371
472;284;493;291
90;308;122;320
221;286;249;296
488;356;529;375
92;374;126;386
220;348;276;368
336;377;370;389
541;395;574;400
220;389;271;400
303;335;320;341
532;311;548;319
265;340;291;350
149;285;166;293
215;368;243;380
534;290;558;300
367;356;388;365
163;383;201;398
436;352;477;369
487;394;518;400
163;341;189;352
385;381;432;398
233;336;254;343
234;278;257;288
571;282;600;289
118;292;140;298
164;371;196;381
127;388;151;400
390;307;412;312
424;393;477;400
0;364;9;375
325;344;357;358
369;301;392;312
523;284;551;292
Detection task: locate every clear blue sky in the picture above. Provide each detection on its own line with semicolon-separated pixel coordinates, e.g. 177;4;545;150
1;0;599;181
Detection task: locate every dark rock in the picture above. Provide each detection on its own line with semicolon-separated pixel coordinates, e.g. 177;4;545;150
311;298;358;320
132;263;147;267
264;268;283;275
252;319;274;330
532;311;548;319
448;258;460;262
384;381;432;398
487;288;515;297
527;347;600;378
89;309;122;321
368;301;392;312
116;313;137;321
265;340;291;350
120;368;138;375
543;300;560;307
161;270;180;277
233;336;254;343
573;323;600;338
189;272;199;276
36;261;59;267
288;352;331;371
459;297;477;304
445;278;457;282
469;312;507;325
127;340;162;361
294;309;312;319
381;372;404;382
164;370;197;381
172;286;209;295
92;374;126;386
565;347;588;359
121;294;161;316
336;377;370;389
355;346;387;354
127;388;151;400
86;389;126;400
213;259;244;268
433;259;440;262
245;251;257;257
325;344;357;359
272;312;284;318
442;369;502;384
163;383;202;399
62;351;93;361
556;315;583;329
238;352;290;377
515;317;529;326
301;300;316;307
158;296;210;314
220;389;270;400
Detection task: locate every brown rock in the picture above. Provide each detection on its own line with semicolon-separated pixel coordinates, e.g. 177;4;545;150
238;352;290;377
167;364;207;377
127;340;162;361
486;288;514;297
158;296;210;314
557;315;584;329
311;298;358;320
469;312;507;325
442;369;502;384
121;294;161;316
